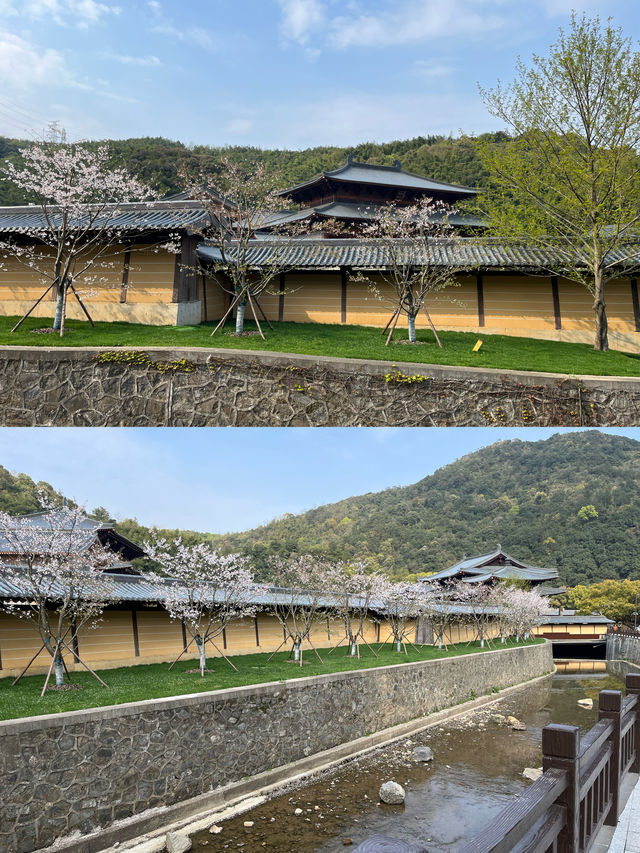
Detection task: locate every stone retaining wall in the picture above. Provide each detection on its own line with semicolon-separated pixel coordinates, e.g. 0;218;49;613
607;632;640;664
1;346;640;426
0;642;553;853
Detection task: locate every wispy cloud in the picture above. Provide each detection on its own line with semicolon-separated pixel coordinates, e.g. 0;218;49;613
101;51;162;67
277;0;326;45
0;29;70;90
0;0;120;26
146;1;218;53
413;60;454;79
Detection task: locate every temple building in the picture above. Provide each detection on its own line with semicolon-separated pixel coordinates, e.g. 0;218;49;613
423;545;564;595
1;159;640;352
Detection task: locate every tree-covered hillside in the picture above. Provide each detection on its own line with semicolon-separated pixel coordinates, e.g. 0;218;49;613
213;431;640;587
0;132;506;205
2;431;640;587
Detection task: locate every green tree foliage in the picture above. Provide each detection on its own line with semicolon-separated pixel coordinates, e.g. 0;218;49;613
0;133;498;206
560;579;640;624
478;14;640;352
577;504;598;521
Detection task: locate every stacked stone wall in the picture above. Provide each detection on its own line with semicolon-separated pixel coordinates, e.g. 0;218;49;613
0;642;553;852
1;346;640;426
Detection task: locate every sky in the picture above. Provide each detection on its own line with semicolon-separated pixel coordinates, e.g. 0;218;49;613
2;427;640;534
0;0;637;149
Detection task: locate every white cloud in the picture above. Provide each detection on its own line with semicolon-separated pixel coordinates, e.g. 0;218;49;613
101;52;162;67
277;0;326;45
147;2;218;53
224;118;254;135
0;29;69;90
413;60;454;78
0;0;120;25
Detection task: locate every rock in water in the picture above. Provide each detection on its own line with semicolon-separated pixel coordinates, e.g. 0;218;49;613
166;832;191;853
411;746;434;763
523;767;543;782
379;781;406;804
577;698;593;709
507;716;526;730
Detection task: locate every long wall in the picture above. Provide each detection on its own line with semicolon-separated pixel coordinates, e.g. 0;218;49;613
206;272;640;354
607;632;640;664
0;641;553;853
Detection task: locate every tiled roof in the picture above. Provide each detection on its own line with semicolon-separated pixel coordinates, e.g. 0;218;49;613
198;238;640;272
424;547;560;584
262;202;485;229
280;159;478;197
0;201;210;234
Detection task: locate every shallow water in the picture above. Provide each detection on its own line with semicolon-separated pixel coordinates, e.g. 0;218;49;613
191;661;627;853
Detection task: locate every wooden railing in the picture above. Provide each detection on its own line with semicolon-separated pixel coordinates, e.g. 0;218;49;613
354;673;640;853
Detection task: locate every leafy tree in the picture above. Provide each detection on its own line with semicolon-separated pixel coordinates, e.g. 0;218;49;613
577;504;599;521
478;14;640;351
560;579;640;624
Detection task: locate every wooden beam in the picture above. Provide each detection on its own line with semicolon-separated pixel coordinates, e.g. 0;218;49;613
341;267;347;324
200;274;207;321
476;273;485;327
131;609;140;657
120;248;131;304
254;616;260;647
71;618;80;662
181;619;188;651
222;626;227;650
551;276;562;330
278;272;285;322
631;278;640;332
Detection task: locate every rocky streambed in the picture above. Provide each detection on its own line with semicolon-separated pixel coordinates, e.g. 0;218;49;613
182;662;625;853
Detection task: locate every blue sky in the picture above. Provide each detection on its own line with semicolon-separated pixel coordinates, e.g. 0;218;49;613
1;427;640;533
0;0;637;148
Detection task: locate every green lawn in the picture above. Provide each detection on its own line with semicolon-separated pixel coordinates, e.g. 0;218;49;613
0;638;543;721
1;316;640;376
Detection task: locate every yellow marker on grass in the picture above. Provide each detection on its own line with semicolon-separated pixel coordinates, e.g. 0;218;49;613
473;339;483;352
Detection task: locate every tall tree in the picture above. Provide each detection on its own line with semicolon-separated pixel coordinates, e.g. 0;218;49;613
0;133;160;336
0;498;116;694
352;198;461;345
184;158;304;338
478;14;640;351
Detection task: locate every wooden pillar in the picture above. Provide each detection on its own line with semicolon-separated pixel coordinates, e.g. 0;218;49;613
278;273;285;322
71;618;80;662
551;277;562;330
181;618;188;652
254;616;260;647
630;278;640;332
131;609;140;657
542;723;580;853
341;267;347;324
222;626;227;650
120;248;131;304
625;674;640;772
599;689;623;826
476;273;485;327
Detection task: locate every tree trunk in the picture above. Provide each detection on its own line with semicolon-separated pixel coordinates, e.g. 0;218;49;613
53;281;65;331
349;635;357;657
293;636;301;662
407;314;416;343
593;270;608;351
54;648;65;687
396;639;402;652
195;634;206;675
235;300;246;334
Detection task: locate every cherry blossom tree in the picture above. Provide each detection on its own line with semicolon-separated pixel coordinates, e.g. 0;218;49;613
325;562;385;658
351;198;463;345
0;137;164;336
457;584;497;648
421;581;462;650
0;498;117;694
144;538;263;676
184;158;306;338
376;579;423;654
267;554;333;666
503;587;547;642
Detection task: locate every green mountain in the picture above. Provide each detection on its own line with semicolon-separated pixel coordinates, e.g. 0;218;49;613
0;132;507;205
213;431;640;586
2;431;640;587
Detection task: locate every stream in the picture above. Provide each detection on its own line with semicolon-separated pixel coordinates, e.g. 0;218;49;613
189;661;632;853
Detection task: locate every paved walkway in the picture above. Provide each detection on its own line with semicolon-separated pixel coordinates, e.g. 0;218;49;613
592;773;640;853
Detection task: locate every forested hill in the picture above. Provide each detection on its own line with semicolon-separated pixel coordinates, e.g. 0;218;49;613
2;431;640;587
0;132;505;205
213;432;640;587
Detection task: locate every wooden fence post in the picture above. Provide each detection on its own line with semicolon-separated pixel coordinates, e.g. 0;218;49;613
599;689;623;826
542;723;580;853
626;673;640;773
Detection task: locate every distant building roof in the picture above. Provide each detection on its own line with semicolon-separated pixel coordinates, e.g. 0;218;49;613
424;546;561;587
279;158;478;200
261;202;485;230
0;510;144;563
0;200;210;235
